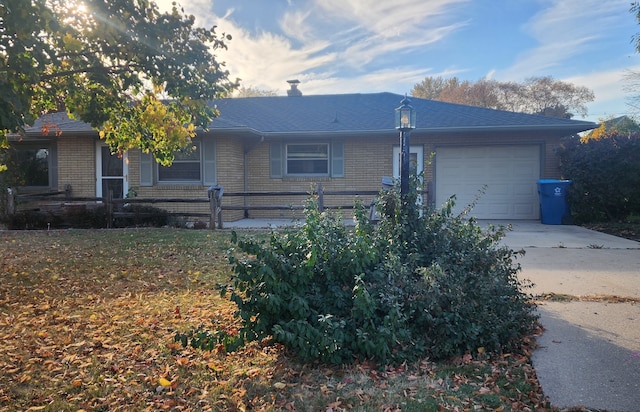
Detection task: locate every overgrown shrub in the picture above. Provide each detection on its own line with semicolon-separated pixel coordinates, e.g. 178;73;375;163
180;184;537;365
113;204;169;228
558;133;640;223
3;210;64;229
3;203;169;229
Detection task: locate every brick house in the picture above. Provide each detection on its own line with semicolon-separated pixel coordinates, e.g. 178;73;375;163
7;85;597;221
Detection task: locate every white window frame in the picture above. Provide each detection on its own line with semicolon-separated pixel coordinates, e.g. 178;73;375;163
285;142;330;176
157;141;202;184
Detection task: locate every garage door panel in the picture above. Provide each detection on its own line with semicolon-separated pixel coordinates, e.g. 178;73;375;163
515;203;536;215
490;183;510;195
435;145;540;220
513;184;535;196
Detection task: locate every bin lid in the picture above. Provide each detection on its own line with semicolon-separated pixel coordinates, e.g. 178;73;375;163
537;179;572;184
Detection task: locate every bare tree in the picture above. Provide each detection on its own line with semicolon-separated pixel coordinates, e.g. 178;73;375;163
234;86;279;97
412;75;594;118
517;76;594;119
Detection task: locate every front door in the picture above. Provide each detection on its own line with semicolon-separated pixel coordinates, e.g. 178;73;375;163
96;145;128;199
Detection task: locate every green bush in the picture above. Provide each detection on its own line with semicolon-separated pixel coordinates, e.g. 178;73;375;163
558;133;640;223
190;184;537;365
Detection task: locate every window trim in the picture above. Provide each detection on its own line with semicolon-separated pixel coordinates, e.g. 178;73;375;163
140;138;216;187
285;142;330;177
157;140;202;184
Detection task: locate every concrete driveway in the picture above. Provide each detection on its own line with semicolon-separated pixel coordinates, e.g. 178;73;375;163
498;221;640;412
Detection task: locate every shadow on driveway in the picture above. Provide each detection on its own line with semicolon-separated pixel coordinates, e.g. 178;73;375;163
533;302;640;412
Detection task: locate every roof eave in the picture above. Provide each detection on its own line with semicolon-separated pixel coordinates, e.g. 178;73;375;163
418;123;597;134
210;123;598;137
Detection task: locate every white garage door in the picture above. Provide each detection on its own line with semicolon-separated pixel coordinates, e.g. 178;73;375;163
435;145;540;220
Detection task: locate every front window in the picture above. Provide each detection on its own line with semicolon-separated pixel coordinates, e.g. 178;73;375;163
158;142;201;182
5;146;51;188
286;143;329;175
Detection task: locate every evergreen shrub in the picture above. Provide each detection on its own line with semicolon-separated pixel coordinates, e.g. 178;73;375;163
188;183;537;364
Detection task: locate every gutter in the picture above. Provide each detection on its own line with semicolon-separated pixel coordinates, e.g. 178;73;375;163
211;122;598;138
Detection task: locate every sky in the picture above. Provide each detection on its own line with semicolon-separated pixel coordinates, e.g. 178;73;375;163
154;0;640;123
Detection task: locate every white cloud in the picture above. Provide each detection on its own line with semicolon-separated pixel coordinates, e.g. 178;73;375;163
563;66;640;120
279;9;313;42
151;0;473;94
501;0;632;80
154;0;216;25
311;0;470;68
315;0;469;40
337;22;466;70
189;0;470;94
299;67;436;95
215;19;338;93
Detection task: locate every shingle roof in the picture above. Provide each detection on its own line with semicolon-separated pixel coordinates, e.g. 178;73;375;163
209;92;597;135
18;92;597;137
22;112;95;135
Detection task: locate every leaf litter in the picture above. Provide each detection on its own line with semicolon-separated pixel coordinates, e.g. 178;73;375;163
0;228;590;411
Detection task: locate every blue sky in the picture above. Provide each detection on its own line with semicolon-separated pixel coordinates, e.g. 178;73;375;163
155;0;640;122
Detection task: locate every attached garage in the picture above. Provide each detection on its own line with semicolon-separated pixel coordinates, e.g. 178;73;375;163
434;145;541;220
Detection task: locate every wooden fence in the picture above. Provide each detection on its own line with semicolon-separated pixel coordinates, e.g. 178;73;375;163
5;183;383;229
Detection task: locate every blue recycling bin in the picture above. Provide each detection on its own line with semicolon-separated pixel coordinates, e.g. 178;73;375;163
537;179;572;225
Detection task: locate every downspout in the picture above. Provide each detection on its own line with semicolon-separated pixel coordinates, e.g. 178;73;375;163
243;135;265;218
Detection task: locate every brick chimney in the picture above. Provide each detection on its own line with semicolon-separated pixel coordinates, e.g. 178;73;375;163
287;79;302;96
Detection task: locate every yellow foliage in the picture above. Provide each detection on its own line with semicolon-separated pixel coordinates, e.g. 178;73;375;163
581;123;607;143
582;115;639;143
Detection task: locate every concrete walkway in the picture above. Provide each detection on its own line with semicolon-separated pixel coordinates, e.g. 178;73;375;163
500;221;640;412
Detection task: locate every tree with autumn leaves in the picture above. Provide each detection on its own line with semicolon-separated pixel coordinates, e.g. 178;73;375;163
411;75;595;119
0;0;237;170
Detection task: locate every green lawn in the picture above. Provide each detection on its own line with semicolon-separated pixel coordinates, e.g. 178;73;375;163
1;228;560;411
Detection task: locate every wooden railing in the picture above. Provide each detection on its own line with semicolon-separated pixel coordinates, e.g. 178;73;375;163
5;183;386;229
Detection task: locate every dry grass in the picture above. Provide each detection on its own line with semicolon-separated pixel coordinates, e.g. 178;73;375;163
1;228;561;411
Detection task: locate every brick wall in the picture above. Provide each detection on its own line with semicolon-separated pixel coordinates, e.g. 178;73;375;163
58;131;565;222
238;131;565;219
57;136;96;197
127;137;246;222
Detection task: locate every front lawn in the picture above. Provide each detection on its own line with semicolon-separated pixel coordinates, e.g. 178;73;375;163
1;229;554;411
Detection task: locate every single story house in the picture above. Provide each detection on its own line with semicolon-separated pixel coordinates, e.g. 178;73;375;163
7;82;597;221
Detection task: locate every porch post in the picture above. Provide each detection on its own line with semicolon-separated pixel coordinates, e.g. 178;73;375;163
6;188;15;216
209;189;217;230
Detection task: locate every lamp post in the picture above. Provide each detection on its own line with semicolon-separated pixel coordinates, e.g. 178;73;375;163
395;96;416;213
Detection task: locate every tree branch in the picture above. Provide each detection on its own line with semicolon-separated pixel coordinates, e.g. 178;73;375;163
39;64;142;81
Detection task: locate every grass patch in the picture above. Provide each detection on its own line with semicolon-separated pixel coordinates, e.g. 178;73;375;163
0;228;564;411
